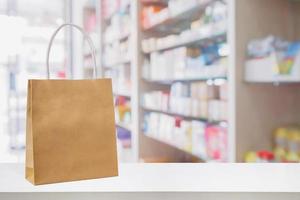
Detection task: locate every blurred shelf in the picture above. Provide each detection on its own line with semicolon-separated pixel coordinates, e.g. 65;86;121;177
83;66;94;70
144;32;226;53
114;91;131;98
143;133;207;162
104;58;131;68
116;122;132;131
142;76;227;84
84;5;96;11
143;0;215;33
104;33;130;44
244;54;300;84
141;0;168;6
142;106;226;124
83;49;99;59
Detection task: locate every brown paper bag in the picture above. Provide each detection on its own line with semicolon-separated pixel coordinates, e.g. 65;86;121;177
25;24;118;185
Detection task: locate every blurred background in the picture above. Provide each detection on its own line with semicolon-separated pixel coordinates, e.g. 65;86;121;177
0;0;300;163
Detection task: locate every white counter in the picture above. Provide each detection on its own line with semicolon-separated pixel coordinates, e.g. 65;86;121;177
1;163;300;200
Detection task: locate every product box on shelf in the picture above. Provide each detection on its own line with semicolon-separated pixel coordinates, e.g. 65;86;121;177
106;65;131;95
143;80;228;121
143;6;169;29
143;111;228;161
145;44;228;81
143;91;170;111
117;127;131;148
116;127;132;162
208;100;227;121
168;0;198;16
115;96;131;125
190;82;219;100
142;20;227;54
219;82;228;100
142;5;165;29
191;120;207;159
244;125;300;163
205;124;227;161
104;16;131;43
245;36;300;83
245;52;300;82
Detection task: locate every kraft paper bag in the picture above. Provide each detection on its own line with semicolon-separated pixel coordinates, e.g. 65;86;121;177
25;24;118;185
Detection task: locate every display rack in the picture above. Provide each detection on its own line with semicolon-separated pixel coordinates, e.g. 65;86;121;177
139;0;228;162
233;0;300;161
95;0;300;162
143;133;208;161
98;0;136;162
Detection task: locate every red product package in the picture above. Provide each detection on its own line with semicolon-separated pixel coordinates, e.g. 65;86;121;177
205;124;227;161
142;5;165;29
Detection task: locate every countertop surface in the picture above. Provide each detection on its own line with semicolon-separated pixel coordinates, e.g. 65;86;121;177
1;163;300;192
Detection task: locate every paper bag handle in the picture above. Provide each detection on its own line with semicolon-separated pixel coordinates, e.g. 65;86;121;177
46;23;97;79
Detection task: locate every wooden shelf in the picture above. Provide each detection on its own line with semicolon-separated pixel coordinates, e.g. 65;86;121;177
142;106;225;124
245;80;300;84
143;133;208;162
143;31;226;53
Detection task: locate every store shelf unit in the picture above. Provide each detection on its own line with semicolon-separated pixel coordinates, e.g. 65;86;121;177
139;0;229;162
233;0;300;162
96;0;231;162
99;0;138;162
96;0;300;163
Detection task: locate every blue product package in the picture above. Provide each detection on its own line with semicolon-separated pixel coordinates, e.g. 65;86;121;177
285;42;300;57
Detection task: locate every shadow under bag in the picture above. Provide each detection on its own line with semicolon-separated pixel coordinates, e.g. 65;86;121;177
25;23;118;185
